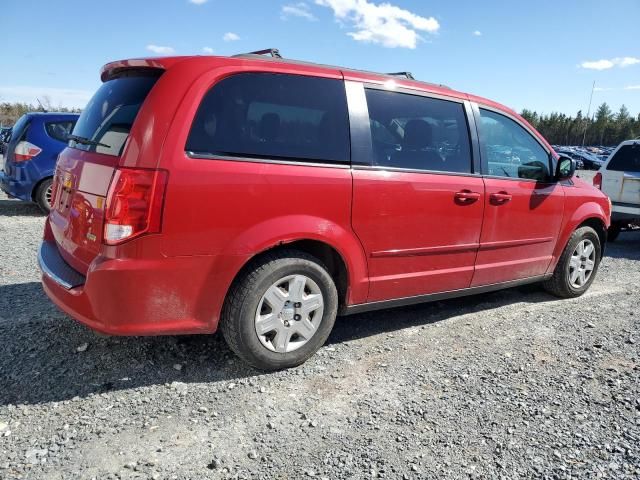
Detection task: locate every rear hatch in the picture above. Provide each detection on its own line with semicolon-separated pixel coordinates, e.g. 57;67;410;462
2;114;31;176
49;73;161;274
603;143;640;206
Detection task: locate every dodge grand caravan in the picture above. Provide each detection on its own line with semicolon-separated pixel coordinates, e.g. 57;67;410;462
39;51;611;370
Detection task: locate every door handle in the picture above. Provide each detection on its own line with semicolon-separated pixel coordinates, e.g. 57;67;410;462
490;191;512;204
454;190;481;203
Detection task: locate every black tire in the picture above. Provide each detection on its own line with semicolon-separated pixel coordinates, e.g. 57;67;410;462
220;250;339;371
34;178;53;214
543;226;601;298
607;223;622;243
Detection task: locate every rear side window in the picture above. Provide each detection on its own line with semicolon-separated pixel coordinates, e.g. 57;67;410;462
71;74;160;157
364;89;472;173
45;121;75;142
607;144;640;172
186;73;350;164
478;109;551;181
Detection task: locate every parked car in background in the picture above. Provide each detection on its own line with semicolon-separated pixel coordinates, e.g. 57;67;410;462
568;150;603;170
0;126;12;154
594;140;640;241
0;112;78;212
39;52;610;370
555;148;584;169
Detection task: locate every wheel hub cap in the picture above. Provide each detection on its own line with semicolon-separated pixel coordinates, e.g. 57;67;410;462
281;304;295;322
254;274;324;353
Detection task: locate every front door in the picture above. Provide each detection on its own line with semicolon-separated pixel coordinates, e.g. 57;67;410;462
472;107;564;286
350;85;485;302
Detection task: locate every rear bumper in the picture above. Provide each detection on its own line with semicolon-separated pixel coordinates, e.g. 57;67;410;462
611;203;640;222
39;240;221;336
0;170;32;201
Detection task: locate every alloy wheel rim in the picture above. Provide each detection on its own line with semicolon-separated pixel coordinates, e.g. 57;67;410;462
568;239;596;288
45;184;53;207
254;274;324;353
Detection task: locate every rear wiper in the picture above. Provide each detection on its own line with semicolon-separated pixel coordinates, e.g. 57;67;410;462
67;134;110;149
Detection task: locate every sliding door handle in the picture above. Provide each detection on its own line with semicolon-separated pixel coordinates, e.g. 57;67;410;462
490;192;512;204
454;190;481;203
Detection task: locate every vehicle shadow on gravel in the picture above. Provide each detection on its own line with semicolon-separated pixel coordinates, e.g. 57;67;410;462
0;199;43;217
605;231;640;261
0;280;561;407
328;283;556;346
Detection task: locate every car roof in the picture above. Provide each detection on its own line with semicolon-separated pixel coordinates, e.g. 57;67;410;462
100;54;520;117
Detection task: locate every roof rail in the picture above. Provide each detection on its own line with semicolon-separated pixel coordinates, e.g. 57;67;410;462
229;53;450;90
243;48;282;59
386;71;415;80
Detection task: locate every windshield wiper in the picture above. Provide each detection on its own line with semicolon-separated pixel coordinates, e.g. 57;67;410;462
67;134;110;149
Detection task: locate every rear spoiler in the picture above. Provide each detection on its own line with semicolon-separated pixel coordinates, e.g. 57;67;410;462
100;59;170;82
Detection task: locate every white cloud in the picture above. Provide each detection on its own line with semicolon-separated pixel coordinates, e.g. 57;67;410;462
315;0;439;49
625;85;640;90
188;0;208;4
472;30;482;36
618;57;640;67
146;44;175;55
223;32;240;42
580;56;640;70
202;46;214;54
0;85;93;109
281;2;317;20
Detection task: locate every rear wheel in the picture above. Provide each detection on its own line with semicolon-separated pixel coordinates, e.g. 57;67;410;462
220;250;338;370
543;226;601;298
35;178;53;214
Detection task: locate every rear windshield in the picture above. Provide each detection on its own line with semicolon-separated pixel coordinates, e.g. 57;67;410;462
607;144;640;172
10;115;30;142
70;74;159;156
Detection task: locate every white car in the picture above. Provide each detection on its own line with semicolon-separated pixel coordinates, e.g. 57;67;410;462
594;140;640;241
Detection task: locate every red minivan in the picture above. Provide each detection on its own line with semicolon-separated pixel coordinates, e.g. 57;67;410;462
39;51;611;370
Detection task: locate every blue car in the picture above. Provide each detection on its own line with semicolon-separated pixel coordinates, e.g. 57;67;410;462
0;112;79;212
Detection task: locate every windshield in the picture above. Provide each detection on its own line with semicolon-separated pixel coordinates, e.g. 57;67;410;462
71;74;160;156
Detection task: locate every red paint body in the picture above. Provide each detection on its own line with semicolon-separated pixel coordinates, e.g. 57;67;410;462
41;55;611;335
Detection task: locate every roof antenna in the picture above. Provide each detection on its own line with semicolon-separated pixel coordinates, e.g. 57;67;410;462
36;98;48;113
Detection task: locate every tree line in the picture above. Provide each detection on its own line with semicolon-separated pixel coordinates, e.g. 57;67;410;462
521;103;640;147
1;98;638;147
0;97;81;126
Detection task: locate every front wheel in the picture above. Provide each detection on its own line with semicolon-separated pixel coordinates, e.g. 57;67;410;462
220;250;338;370
543;226;601;298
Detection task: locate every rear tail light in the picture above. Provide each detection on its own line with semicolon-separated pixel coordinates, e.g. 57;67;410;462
104;168;168;245
593;172;602;190
14;141;42;162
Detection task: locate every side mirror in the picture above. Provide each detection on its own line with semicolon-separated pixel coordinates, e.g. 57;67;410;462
556;155;576;181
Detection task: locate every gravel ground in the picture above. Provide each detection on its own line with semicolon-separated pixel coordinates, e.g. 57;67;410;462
0;183;639;480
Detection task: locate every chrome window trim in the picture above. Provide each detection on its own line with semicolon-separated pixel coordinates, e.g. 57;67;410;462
352;164;481;178
185;151;351;169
